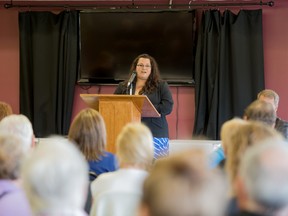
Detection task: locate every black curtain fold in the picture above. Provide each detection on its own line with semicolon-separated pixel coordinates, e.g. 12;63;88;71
19;11;79;137
193;9;265;140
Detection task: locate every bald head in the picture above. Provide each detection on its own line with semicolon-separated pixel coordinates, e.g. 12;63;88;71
244;100;276;127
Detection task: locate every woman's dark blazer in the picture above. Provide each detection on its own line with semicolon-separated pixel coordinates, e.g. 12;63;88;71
114;80;174;138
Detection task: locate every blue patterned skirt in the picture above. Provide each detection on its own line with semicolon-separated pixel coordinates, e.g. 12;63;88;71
153;137;169;159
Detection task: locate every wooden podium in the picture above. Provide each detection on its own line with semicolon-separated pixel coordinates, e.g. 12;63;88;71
80;94;160;153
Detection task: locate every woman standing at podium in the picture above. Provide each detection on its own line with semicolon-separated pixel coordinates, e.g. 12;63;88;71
114;54;174;159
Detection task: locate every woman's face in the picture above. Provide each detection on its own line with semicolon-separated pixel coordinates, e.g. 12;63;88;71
135;58;152;81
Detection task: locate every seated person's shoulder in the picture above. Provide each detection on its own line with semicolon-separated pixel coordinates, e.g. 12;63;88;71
276;117;288;128
103;151;117;159
275;117;288;139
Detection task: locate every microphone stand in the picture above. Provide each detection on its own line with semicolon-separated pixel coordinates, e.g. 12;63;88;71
126;71;136;95
128;83;133;95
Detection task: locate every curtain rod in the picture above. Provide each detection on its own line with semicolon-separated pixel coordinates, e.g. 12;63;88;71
3;1;274;9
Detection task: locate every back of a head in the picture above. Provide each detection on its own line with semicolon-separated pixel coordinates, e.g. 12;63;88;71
0;101;13;121
225;121;282;196
0;114;33;152
141;149;227;216
244;100;276;127
68;108;106;161
0;133;24;180
21;137;89;213
116;122;154;170
240;138;288;210
221;118;247;152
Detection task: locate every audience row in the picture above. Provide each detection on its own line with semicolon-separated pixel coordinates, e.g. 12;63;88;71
0;88;288;216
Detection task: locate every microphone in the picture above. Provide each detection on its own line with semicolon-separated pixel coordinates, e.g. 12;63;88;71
127;71;137;87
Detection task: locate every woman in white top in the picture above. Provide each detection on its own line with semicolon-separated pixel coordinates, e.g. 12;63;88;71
90;122;154;216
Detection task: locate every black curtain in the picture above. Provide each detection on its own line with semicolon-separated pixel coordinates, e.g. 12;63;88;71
193;10;264;140
19;11;78;137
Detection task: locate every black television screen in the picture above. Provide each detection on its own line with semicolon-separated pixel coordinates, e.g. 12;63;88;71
78;10;195;85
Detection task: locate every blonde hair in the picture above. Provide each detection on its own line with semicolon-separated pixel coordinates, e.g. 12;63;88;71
68;108;106;161
221;118;247;154
0;101;12;121
225;121;282;196
116;122;154;170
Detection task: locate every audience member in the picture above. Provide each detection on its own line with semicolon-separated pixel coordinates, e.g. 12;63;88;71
90;122;154;216
0;114;35;151
258;89;288;139
0;101;12;121
243;100;276;127
21;137;89;216
68;108;118;178
209;118;247;168
139;148;227;216
225;121;281;196
0;133;32;216
225;121;282;215
235;138;288;216
211;99;278;169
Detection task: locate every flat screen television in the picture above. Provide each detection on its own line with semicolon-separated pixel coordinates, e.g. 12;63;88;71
78;10;195;86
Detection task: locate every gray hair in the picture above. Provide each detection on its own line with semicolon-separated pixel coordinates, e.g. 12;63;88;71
244;100;276;127
0;133;24;179
240;138;288;210
0;114;34;152
257;89;279;109
21;136;89;213
116;122;154;170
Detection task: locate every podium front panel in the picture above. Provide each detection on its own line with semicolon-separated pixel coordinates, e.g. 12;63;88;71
80;94;159;153
99;101;141;153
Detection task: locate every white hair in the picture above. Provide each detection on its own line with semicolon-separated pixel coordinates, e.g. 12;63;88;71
0;133;25;179
0;114;33;152
21;136;89;214
240;138;288;209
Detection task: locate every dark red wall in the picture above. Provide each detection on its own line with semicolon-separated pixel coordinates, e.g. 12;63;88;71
0;10;19;113
0;0;287;139
262;1;288;120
